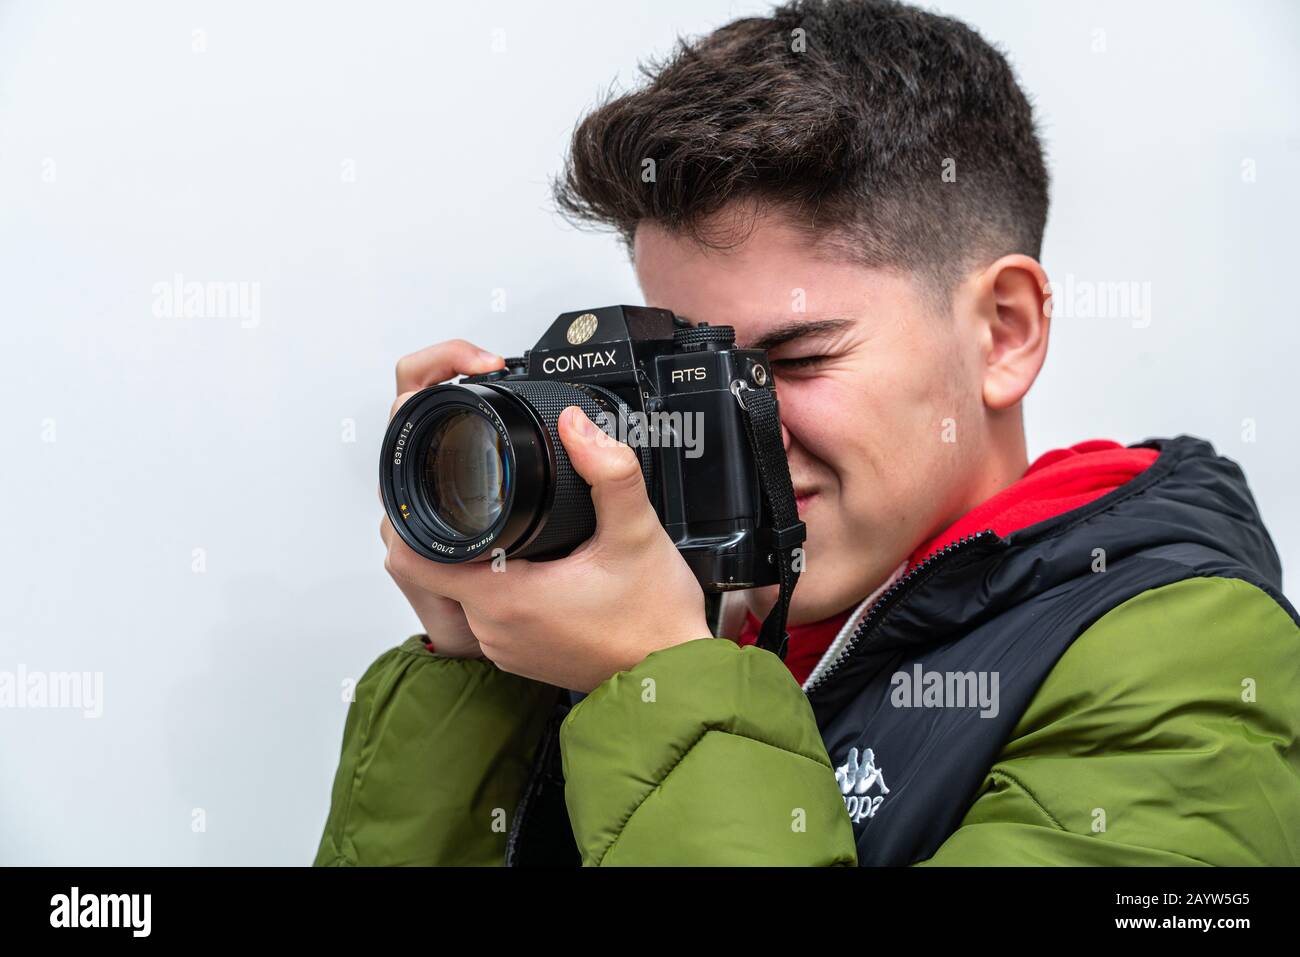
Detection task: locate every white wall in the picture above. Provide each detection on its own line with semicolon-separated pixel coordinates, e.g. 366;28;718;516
1;0;1296;864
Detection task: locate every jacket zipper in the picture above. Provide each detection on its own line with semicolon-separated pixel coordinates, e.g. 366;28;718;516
803;530;996;698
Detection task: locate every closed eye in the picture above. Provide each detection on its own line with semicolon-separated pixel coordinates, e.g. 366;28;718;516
771;355;830;372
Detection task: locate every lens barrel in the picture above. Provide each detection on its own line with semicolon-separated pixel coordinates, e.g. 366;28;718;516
380;379;631;563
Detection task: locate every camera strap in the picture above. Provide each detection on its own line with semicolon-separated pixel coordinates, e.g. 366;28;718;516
735;383;806;661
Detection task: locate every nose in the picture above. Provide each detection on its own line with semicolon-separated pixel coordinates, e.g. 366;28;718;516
781;420;792;453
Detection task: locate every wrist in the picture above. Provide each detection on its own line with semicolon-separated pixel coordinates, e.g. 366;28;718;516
633;618;712;664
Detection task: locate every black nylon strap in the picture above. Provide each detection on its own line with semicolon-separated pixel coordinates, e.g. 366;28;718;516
735;383;805;660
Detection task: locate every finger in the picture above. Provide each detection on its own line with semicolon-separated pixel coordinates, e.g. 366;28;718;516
382;522;527;602
557;406;658;551
384;531;464;597
395;339;503;394
389;390;418;423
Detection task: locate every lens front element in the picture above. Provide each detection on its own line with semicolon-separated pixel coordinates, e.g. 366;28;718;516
420;410;508;537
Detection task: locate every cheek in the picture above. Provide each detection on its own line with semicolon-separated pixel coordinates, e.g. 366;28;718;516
870;327;975;436
783;364;923;448
777;364;961;507
775;377;850;463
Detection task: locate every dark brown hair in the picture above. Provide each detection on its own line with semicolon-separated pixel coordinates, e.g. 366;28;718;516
554;0;1049;293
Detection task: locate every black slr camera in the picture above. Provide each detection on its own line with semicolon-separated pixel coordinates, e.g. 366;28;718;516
379;305;804;607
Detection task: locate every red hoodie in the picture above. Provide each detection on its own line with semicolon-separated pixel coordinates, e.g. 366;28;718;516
736;440;1160;685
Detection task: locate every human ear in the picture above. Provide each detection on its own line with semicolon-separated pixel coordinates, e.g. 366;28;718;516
973;254;1051;411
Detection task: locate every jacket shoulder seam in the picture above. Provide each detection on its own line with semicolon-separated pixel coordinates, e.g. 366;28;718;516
1090;573;1298;635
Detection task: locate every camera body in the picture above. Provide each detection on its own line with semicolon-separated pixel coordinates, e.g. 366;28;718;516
381;305;787;592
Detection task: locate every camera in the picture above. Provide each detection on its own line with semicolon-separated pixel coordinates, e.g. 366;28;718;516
379;305;804;595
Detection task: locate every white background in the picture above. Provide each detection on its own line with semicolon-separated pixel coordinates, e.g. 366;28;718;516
1;0;1296;864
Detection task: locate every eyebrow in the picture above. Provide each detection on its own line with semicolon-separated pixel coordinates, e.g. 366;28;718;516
745;318;855;352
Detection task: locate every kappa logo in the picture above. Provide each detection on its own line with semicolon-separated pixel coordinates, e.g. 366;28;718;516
835;746;889;824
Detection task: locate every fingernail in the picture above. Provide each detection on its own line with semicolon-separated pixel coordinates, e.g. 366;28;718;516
478;349;503;366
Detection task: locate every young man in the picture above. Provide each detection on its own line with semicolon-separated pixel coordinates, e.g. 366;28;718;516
315;0;1299;865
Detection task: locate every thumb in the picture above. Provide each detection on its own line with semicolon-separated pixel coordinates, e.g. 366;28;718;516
557;406;657;547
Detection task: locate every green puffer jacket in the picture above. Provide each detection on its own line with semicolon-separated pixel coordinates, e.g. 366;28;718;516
314;437;1300;866
315;636;857;866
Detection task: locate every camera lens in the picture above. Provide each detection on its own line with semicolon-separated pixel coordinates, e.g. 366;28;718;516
419;410;508;537
380;380;643;564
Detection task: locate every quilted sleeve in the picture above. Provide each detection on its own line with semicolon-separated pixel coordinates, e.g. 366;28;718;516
314;636;561;866
559;637;858;866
